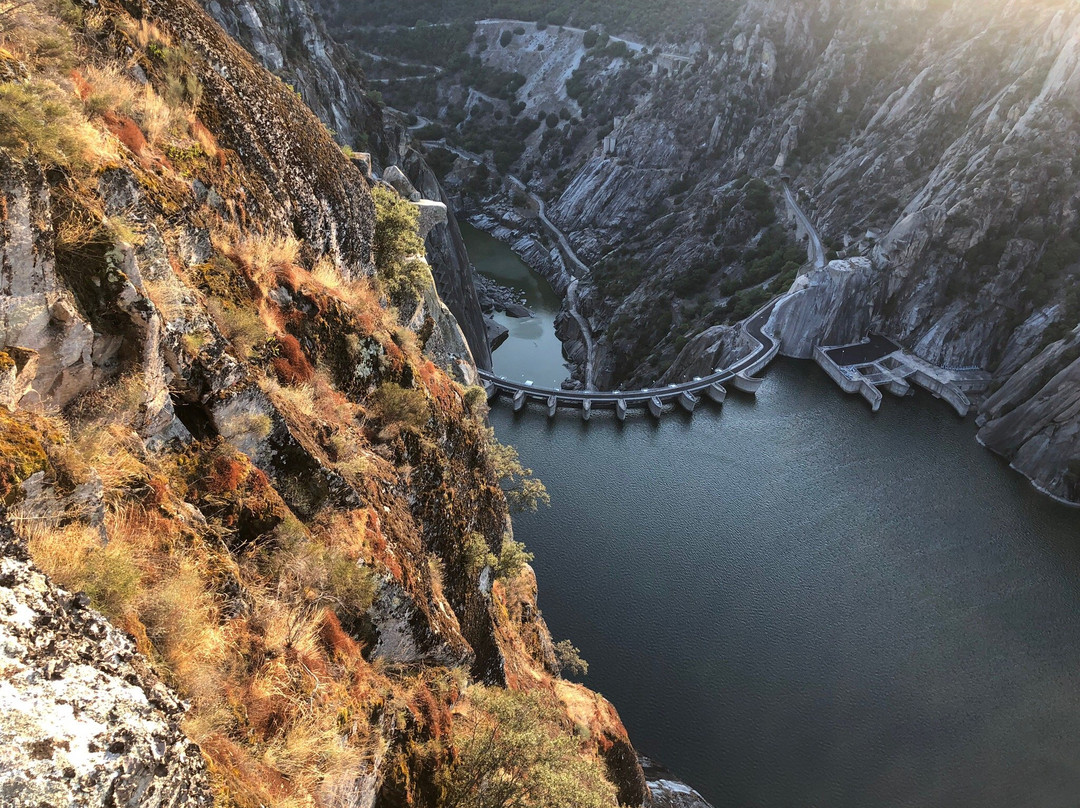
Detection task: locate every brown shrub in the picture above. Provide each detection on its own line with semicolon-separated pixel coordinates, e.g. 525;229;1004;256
318;609;362;661
102;110;148;156
272;333;314;385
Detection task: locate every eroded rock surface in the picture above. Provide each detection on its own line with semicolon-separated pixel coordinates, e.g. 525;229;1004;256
770;258;882;359
0;513;211;808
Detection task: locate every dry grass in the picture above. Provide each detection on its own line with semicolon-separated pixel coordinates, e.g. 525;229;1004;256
206;299;270;359
0;3;504;807
143;275;189;325
16;508;142;618
216;228;303;293
310;257;343;291
261;376;319;422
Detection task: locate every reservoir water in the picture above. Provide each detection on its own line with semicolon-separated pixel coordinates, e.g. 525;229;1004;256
471;231;1080;807
461;222;569;388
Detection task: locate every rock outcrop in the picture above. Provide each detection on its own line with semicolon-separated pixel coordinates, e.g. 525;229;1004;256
0;511;211;808
661;324;749;384
770;258;881;359
640;757;716;808
199;0;493;367
977;329;1080;502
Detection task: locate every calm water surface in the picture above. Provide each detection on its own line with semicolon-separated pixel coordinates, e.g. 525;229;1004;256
461;222;569;388
473;231;1080;807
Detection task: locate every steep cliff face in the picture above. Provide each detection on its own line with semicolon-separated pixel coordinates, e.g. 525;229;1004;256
977;328;1080;503
198;0;493;368
346;1;1080;500
770;259;882;360
0;0;646;803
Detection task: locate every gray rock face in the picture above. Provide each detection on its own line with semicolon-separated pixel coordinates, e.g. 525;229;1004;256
660;324;749;384
199;0;493;369
640;757;715;808
402;151;493;367
977;330;1080;503
0;155;96;409
0;513;212;808
770;259;882;359
201;0;382;151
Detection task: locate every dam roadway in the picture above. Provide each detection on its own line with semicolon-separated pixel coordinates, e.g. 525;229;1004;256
479;295;782;419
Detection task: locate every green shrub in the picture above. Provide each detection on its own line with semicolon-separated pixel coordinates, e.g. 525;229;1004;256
494;536;533;581
370;382;430;431
463;385;488;416
439;686;615;808
80;543;143;617
372;184;429;300
325;550;376;617
464;532;495;576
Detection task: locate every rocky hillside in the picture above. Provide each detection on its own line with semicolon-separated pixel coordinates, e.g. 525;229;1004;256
0;0;654;804
338;1;1080;504
201;0;493;368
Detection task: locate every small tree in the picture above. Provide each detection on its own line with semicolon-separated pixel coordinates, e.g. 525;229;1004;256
372;184;427;301
494;536;533;581
553;640;589;677
464;532;496;576
485;428;550;512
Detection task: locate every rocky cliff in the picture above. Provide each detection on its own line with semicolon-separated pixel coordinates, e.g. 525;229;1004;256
0;0;648;804
342;2;1080;502
199;0;492;367
0;509;212;808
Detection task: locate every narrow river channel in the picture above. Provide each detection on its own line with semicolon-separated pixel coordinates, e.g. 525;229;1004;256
460;222;569;388
471;223;1080;808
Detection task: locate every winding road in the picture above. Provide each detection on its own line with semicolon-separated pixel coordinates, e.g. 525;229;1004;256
415;143;831;412
479;295;781;410
783;182;827;269
506;175;597;387
480;181;833;413
422;140;599;386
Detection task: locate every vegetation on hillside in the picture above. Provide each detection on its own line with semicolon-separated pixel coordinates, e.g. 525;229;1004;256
326;0;737;42
0;0;631;804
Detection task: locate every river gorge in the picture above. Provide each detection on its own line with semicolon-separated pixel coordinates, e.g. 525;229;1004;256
477;230;1080;807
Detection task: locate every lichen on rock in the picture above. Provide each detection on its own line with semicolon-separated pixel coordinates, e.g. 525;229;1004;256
0;510;212;808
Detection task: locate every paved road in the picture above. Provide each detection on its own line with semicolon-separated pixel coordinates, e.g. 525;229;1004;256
419;145;599;387
480;295;782;406
507;176;591;276
783;182;826;270
566;279;596;388
508;177;596;387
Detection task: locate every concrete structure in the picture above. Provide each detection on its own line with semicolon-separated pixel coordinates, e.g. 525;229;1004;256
653;53;692;76
813;335;989;416
481;295;782;420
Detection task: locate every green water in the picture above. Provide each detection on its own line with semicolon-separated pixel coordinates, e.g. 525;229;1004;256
461;222;569;388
